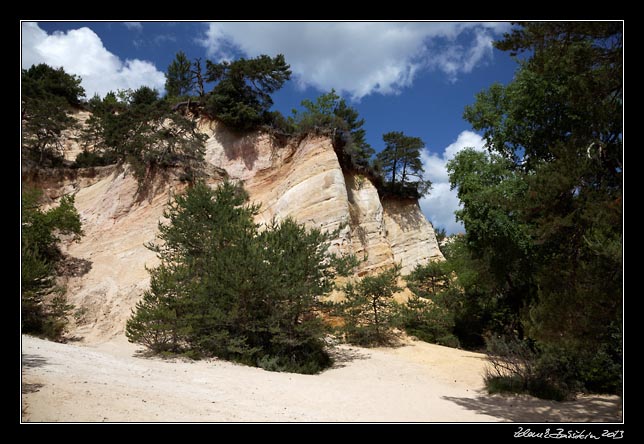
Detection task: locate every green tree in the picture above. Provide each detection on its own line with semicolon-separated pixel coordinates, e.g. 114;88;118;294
337;266;401;346
447;148;533;336
291;89;375;170
22;64;85;166
22;63;85;108
400;261;459;347
455;22;622;396
127;182;353;373
205;54;291;131
22;187;83;339
434;226;447;245
80;86;206;182
376;131;431;197
165;51;193;98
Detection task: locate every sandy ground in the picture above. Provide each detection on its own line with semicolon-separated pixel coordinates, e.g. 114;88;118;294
21;335;622;423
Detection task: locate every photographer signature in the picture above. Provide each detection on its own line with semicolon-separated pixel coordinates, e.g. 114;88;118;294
514;427;623;439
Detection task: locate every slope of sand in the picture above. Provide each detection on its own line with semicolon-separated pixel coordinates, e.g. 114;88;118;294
21;335;621;423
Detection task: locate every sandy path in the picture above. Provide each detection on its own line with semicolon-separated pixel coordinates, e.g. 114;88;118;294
21;335;621;423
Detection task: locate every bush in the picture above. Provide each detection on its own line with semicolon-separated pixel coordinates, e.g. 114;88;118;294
73;149;118;168
483;335;590;401
126;182;353;374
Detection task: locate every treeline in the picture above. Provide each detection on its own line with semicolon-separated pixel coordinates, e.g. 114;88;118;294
22;53;432;198
444;22;622;400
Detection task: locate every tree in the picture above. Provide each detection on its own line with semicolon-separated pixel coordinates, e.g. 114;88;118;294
434;226;447;244
399;261;460;347
22;64;85;165
22;187;83;339
337;266;400;346
291;89;375;170
447;148;534;337
127;182;353;373
456;22;622;396
376;131;431;197
80;86;206;183
205;54;291;131
22;63;85;108
165;51;193;98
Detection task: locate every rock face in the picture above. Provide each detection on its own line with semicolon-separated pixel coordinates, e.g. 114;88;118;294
30;120;443;342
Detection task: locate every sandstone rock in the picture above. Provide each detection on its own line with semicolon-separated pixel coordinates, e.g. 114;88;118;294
29;121;444;342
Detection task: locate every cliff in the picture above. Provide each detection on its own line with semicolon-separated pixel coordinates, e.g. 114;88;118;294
27;119;443;342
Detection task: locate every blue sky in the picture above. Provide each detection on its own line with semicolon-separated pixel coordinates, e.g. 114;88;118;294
22;21;519;234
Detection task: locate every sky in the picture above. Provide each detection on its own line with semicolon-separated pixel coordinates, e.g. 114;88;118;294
21;21;519;234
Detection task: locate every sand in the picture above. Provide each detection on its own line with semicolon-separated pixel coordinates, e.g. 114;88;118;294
21;335;622;423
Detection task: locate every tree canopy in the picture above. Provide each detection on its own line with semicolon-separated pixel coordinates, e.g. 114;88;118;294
126;182;355;373
290;89;375;170
450;21;622;397
376;131;431;197
205;54;292;131
80;86;206;182
22;187;83;339
21;64;86;165
165;51;193;98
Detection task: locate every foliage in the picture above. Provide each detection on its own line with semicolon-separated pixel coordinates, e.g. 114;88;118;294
127;182;354;373
80;86;207;183
22;64;85;166
447;149;533;337
399;261;459;347
434;226;447;244
376;131;431;198
335;267;401;346
452;22;622;397
22;63;85;107
290;89;375;171
21;187;83;339
205;54;291;131
165;51;194;98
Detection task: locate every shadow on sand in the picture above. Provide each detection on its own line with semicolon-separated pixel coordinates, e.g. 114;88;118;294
22;353;48;369
442;393;622;422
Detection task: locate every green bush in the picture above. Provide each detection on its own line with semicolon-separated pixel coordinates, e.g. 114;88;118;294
73;149;117;168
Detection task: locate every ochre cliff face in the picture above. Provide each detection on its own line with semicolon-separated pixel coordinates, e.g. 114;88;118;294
31;121;443;342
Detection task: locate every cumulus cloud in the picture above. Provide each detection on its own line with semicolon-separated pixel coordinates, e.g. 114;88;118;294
420;130;486;234
21;22;165;98
198;22;509;100
123;22;143;32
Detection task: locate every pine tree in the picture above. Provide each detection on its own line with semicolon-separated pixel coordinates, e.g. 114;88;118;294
205;54;291;131
127;182;353;373
165;51;194;98
377;131;431;197
337;266;400;346
21;187;83;339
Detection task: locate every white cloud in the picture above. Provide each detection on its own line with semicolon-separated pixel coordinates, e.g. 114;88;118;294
123;22;143;32
420;130;486;234
21;22;165;98
198;22;509;100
